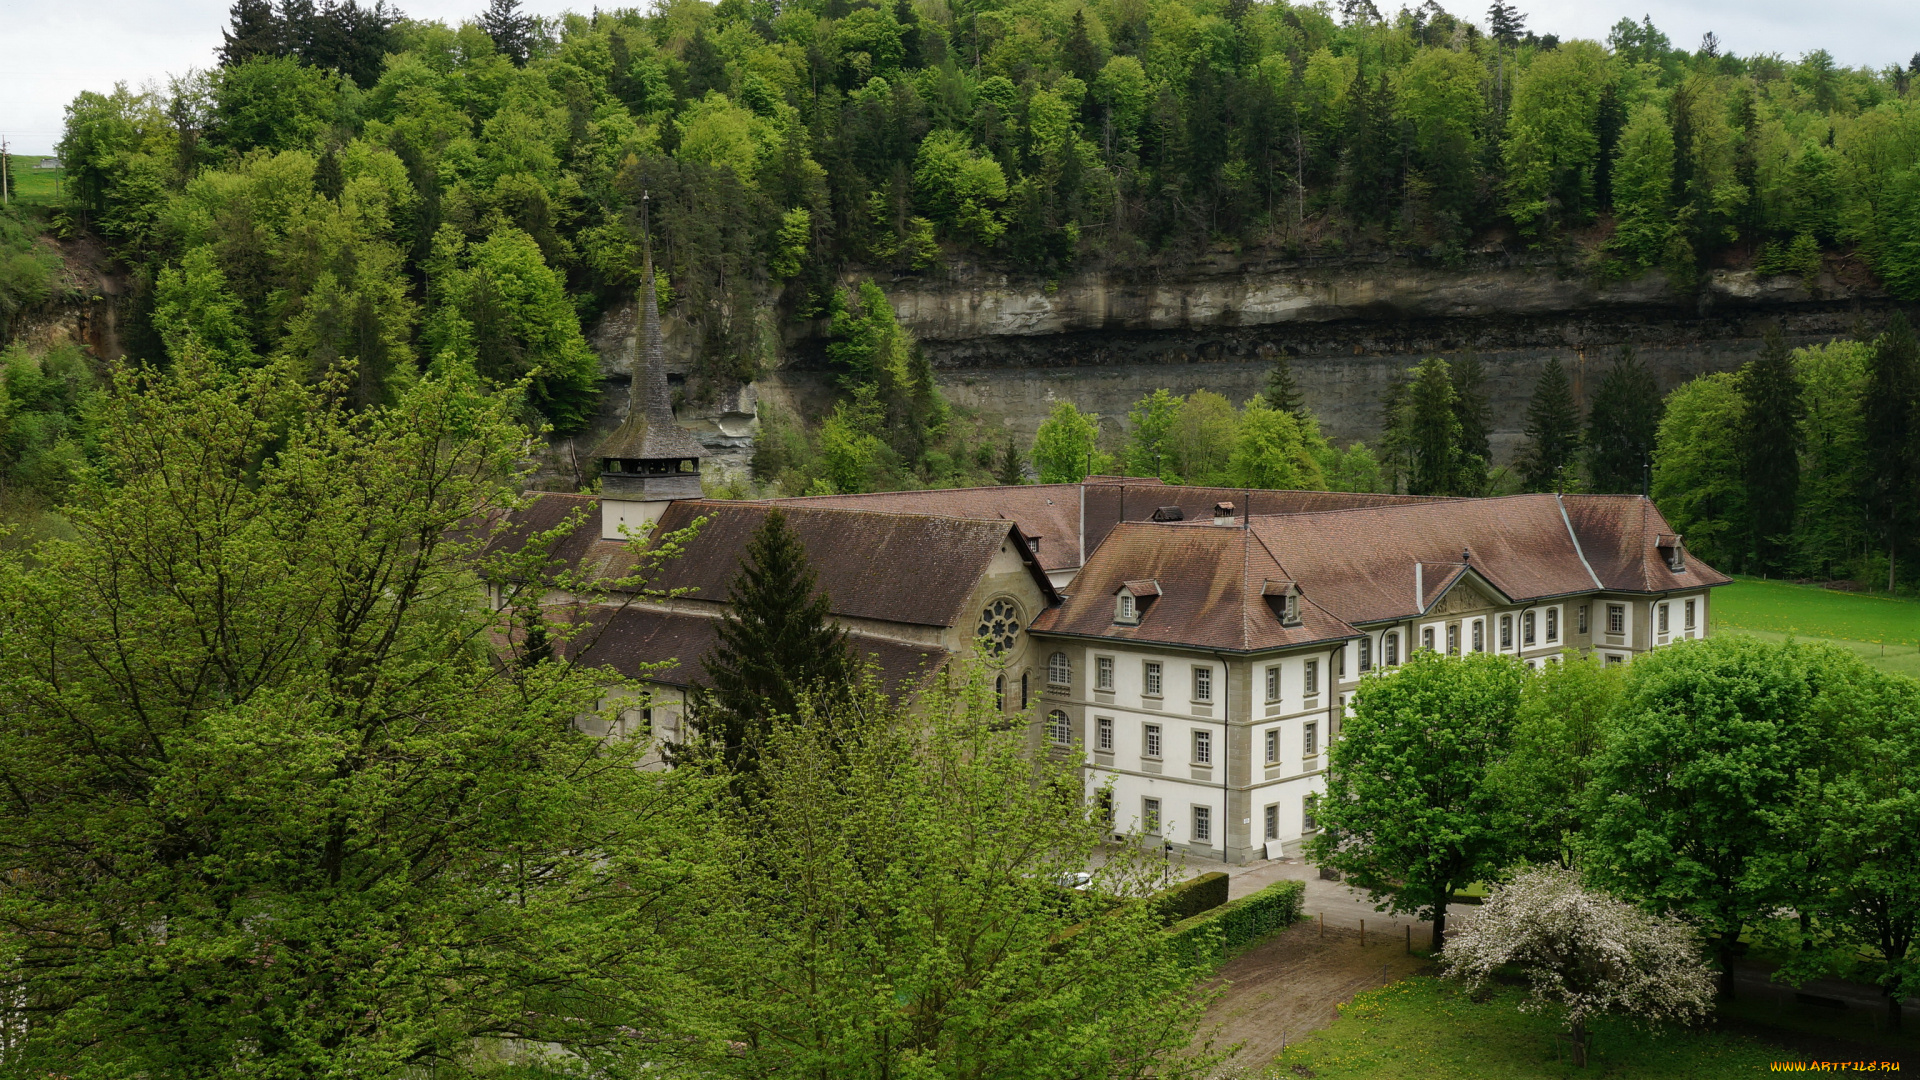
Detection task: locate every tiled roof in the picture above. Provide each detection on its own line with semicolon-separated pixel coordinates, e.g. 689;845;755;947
751;485;1088;571
759;482;1446;570
645;500;1057;628
562;605;943;694
1030;522;1359;653
1561;495;1732;593
1035;494;1730;651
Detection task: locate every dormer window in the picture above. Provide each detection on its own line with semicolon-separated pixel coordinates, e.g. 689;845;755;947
1263;579;1302;627
1657;533;1687;572
1114;580;1159;625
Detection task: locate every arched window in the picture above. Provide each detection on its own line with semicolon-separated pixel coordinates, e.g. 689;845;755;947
995;673;1007;711
1046;709;1071;745
1472;619;1485;653
1047;651;1071;687
1384;632;1399;665
1020;672;1030;709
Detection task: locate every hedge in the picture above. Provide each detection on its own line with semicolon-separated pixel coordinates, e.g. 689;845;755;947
1149;871;1230;926
1164;878;1307;968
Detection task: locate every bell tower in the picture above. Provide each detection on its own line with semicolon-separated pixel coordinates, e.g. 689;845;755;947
594;194;707;540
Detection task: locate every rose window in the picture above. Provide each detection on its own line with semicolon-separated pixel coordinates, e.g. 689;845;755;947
976;598;1022;655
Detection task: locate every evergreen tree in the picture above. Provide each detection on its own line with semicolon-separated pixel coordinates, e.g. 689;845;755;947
1862;314;1920;588
1262;352;1307;418
1452;355;1493;496
1378;375;1412;494
1405;357;1462;496
997;435;1026;485
1063;10;1104;84
691;509;858;791
1738;326;1806;573
1520;357;1583;491
1587;346;1664;494
219;0;283;67
480;0;534;66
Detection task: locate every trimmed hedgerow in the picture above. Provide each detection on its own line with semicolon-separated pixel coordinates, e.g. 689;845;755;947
1165;879;1307;969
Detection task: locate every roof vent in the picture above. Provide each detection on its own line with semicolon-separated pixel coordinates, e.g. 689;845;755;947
1213;501;1236;526
1151;505;1185;522
1462;547;1471;564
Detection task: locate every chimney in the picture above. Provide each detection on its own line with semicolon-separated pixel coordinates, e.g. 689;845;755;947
1212;501;1235;527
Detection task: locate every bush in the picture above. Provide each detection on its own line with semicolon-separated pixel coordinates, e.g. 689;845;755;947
1165;879;1307;968
1149;871;1230;926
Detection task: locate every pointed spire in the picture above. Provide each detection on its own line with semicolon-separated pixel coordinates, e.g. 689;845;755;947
594;191;707;465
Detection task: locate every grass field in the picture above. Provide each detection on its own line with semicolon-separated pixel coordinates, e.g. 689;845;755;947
1712;577;1920;678
1269;977;1796;1079
5;164;64;206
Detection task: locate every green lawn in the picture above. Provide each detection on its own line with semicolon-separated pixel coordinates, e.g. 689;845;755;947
6;165;64;206
1712;578;1920;678
1270;977;1787;1079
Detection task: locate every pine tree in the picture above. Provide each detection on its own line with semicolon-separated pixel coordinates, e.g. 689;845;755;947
997;436;1026;485
1451;355;1492;496
1519;357;1583;491
1378;375;1412;494
1863;313;1920;588
1405;357;1462;496
480;0;534;66
1586;346;1664;494
690;509;857;791
1063;10;1103;83
219;0;283;66
1737;326;1806;573
1262;352;1307;418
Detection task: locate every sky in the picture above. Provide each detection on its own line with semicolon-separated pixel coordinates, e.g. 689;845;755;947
2;0;1917;156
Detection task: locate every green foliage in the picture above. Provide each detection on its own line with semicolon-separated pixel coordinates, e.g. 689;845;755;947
0;344;99;513
1652;371;1748;570
1261;352;1306;417
1862;315;1920;582
1582;636;1863;988
1123;388;1182;480
1609;102;1676;269
1503;42;1610;236
1587;346;1663;494
696;675;1218;1078
1150;871;1231;926
1518;357;1582;491
1790;341;1872;577
1393;356;1467;496
1228;396;1325;490
1737;327;1806;572
209;55;343;154
1306;651;1528;950
0;355;720;1074
1032;398;1111;483
0;211;63;341
685;508;857;796
1169;390;1238;485
1163;879;1306;968
1488;652;1623;867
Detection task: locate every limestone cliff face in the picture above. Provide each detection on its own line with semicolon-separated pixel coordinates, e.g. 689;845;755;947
575;253;1893;485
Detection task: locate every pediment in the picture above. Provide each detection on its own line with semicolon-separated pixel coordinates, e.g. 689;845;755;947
1433;576;1501;616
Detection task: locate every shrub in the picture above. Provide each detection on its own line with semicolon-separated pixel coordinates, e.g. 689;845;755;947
1150;871;1230;926
1165;878;1306;967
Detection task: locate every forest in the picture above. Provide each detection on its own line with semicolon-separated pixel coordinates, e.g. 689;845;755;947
5;0;1920;565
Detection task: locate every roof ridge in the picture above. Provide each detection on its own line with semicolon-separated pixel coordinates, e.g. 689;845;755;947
698;500;1023;528
1556;494;1607;591
762;483;1083;501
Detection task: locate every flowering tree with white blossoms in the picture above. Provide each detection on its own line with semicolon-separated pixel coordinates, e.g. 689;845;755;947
1441;866;1717;1068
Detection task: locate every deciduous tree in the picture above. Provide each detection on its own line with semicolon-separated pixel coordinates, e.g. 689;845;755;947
1306;651;1527;951
1443;866;1716;1068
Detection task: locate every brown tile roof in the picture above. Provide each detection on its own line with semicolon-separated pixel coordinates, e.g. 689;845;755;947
752;485;1088;570
562;605;943;694
645;500;1058;628
1030;523;1359;653
1561;495;1732;593
758;482;1447;571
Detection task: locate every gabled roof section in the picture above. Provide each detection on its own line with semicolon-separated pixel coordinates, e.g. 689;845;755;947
1031;522;1358;652
1120;579;1162;597
1418;562;1516;614
752;484;1087;571
646;500;1060;629
1247;494;1620;625
1561;495;1731;592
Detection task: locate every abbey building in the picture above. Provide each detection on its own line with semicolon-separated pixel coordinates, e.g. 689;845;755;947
499;258;1728;865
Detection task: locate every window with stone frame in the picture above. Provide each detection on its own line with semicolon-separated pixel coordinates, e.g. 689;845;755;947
1192;804;1212;843
1046;709;1071;745
1385;632;1399;665
1447;623;1459;655
1472;619;1484;652
1546;606;1559;642
1523;611;1536;646
1047;651;1071;687
1143;723;1163;758
1500;614;1513;649
1359;636;1372;671
1303;720;1318;757
1685;599;1697;630
1143;661;1163;697
1143;797;1161;833
1607;604;1626;635
1265;664;1281;702
1192;666;1213;703
1264;727;1279;764
1192;728;1213;766
1658;603;1670;634
1264;803;1279;841
1096;655;1114;690
1096;715;1114;752
1304;659;1319;696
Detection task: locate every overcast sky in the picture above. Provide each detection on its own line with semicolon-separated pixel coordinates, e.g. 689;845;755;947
3;0;1917;156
